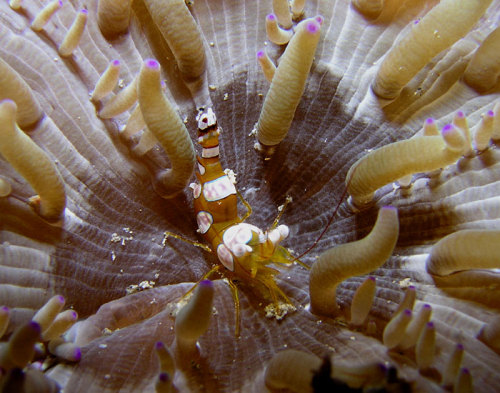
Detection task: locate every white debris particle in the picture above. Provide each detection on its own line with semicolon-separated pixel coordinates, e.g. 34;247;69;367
110;230;133;246
111;251;116;261
350;336;356;341
140;280;155;289
398;278;412;289
183;115;188;124
209;41;215;47
99;343;108;349
264;302;296;320
223;93;229;100
123;227;133;234
249;125;257;137
126;280;155;294
209;84;217;91
224;168;237;184
154;273;160;279
102;328;113;336
212;306;218;316
118;79;125;88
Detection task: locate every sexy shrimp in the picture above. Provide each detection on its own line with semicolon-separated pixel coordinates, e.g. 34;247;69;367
167;108;303;336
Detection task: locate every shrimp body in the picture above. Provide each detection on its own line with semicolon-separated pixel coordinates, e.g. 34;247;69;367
189;108;293;307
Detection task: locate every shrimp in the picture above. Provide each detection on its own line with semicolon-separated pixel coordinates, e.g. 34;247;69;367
166;108;303;336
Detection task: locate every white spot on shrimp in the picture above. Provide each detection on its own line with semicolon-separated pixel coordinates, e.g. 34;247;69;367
223;168;237;184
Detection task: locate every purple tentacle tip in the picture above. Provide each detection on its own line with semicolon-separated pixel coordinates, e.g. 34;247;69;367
57;295;65;304
426;321;435;329
487;110;495;117
457;343;464;350
461;367;470;375
306;21;319;34
257;50;265;59
29;321;42;333
73;347;82;361
200;279;213;288
80;9;88;14
267;13;276;21
442;124;453;134
426;118;434;124
1;306;9;312
456;110;465;118
145;59;159;69
403;309;412;317
315;15;324;25
159;372;171;383
58;0;63;6
112;59;120;66
367;276;375;281
422;304;431;309
382;205;397;211
155;341;165;350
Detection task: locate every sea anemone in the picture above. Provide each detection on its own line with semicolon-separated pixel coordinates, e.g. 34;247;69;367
1;0;500;392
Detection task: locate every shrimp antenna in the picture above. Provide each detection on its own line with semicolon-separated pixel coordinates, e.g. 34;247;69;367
293;174;353;262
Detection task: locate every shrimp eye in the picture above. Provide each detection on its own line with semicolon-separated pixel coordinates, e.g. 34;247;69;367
198;116;210;132
197;108;217;132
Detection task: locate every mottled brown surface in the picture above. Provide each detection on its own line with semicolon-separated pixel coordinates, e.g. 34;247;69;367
1;0;499;392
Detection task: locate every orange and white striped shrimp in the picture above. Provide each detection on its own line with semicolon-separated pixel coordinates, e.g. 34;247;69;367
177;108;300;334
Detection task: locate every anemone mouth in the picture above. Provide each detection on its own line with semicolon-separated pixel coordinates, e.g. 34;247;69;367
1;0;500;392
